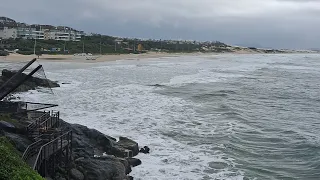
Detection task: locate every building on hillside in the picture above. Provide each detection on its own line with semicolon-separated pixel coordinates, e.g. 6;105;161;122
0;27;17;39
43;29;83;41
0;17;84;41
16;27;44;40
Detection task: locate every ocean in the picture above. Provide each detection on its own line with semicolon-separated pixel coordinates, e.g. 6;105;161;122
17;54;320;180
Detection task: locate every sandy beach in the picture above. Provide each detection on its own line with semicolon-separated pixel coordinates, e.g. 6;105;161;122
0;52;191;63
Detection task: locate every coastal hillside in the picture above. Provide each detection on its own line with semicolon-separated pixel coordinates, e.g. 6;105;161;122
1;34;304;56
0;136;44;180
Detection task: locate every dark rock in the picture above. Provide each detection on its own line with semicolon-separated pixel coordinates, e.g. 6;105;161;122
58;120;139;179
139;146;150;154
118;158;132;174
0;121;15;128
75;157;129;180
111;145;133;158
126;158;142;167
70;168;84;180
128;176;134;180
0;69;60;93
56;178;66;180
75;157;85;162
59;120;116;159
4;132;32;153
117;137;139;157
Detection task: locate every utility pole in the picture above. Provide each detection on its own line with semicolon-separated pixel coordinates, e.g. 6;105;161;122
33;38;37;55
82;42;84;53
176;42;178;52
64;41;66;52
133;41;136;52
100;35;102;55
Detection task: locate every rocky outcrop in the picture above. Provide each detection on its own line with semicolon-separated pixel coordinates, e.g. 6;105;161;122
70;168;84;180
0;112;144;180
118;137;139;157
59;120;142;180
60;121;116;159
0;69;60;93
75;156;129;180
127;158;142;167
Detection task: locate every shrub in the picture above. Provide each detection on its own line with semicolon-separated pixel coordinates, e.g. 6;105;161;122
0;137;44;180
0;51;9;56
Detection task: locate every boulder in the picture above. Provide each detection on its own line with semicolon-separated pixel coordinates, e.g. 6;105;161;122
58;120;139;179
127;158;142;167
70;168;84;180
111;145;133;158
139;146;150;154
75;157;129;180
118;158;132;174
59;121;116;159
117;137;139;157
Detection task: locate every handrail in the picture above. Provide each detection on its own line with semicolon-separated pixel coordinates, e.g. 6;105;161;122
33;131;72;170
26;111;50;132
39;111;59;130
22;139;43;161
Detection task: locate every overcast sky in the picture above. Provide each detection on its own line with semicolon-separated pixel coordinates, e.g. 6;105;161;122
1;0;320;49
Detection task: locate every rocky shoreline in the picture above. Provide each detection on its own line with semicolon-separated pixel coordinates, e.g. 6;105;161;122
60;120;143;180
1;117;144;180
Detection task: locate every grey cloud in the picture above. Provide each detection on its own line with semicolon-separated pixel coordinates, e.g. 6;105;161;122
1;0;320;49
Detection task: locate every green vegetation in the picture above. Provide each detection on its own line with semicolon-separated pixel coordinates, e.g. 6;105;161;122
0;35;229;55
0;50;9;56
0;114;20;127
0;137;44;180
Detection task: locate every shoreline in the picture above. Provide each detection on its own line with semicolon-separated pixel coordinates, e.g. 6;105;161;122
0;52;184;63
1;51;319;63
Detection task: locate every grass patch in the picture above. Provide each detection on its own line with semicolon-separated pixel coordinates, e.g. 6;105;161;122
0;114;20;127
0;136;44;180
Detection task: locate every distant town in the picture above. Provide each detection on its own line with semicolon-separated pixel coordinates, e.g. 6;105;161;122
0;17;84;41
0;16;318;56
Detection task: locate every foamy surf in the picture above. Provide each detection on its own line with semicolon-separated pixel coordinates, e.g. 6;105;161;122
17;54;320;180
17;56;245;180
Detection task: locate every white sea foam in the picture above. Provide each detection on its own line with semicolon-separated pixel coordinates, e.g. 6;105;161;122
18;55;252;179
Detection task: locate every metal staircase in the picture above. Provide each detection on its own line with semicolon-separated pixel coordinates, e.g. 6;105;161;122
22;111;72;177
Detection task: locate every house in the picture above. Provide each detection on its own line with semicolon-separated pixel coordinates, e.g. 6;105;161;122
0;27;17;39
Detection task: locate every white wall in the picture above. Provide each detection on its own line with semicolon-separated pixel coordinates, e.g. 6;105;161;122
0;27;17;39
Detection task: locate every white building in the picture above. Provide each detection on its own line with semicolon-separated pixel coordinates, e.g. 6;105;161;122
17;27;44;40
43;29;82;41
0;27;17;39
0;22;83;41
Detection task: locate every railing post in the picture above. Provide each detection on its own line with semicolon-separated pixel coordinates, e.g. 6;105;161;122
57;113;59;127
70;131;72;161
